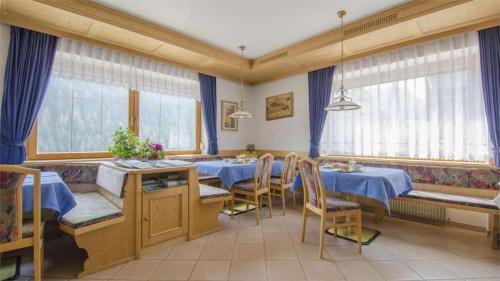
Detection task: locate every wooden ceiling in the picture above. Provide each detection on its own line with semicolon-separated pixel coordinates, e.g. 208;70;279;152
0;0;499;85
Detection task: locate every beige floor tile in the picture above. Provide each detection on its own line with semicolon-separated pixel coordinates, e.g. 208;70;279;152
233;245;266;260
472;259;500;277
370;261;422;280
336;261;385;281
189;260;231;281
290;233;320;246
81;265;123;279
228;261;267;281
112;260;162;280
200;245;234;260
207;232;237;245
142;247;173;260
236;233;264;245
439;259;494;279
361;244;397;261
267;261;306;281
294;245;331;261
300;260;345;281
325;246;365;261
167;244;204;260
238;225;263;233
404;260;458;280
151;260;196;280
385;245;429;260
262;223;289;233
264;232;292;245
265;245;298;260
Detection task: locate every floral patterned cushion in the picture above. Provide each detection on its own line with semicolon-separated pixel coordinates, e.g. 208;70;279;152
21;220;45;239
325;197;361;212
405;190;498;210
300;161;322;208
61;192;122;228
27;164;99;184
316;159;499;189
282;154;299;185
256;155;273;190
0;171;21;243
233;181;255;191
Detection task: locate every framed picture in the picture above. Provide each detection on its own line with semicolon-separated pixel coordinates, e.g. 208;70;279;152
266;92;294;121
221;100;238;131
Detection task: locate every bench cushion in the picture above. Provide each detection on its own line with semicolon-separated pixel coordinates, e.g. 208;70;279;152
405;190;498;210
61;192;122;228
200;184;230;200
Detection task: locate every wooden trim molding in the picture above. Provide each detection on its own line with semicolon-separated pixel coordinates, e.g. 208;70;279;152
1;0;498;84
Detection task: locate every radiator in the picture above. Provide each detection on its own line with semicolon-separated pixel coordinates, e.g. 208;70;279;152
340;192;447;222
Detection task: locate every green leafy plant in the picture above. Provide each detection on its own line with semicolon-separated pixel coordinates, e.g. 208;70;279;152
108;128;139;159
108;128;166;160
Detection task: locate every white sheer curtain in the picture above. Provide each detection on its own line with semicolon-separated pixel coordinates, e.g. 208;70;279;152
52;38;200;99
321;32;490;162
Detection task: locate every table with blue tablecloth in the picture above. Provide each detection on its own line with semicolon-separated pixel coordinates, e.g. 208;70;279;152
196;160;283;188
291;167;413;211
22;172;76;220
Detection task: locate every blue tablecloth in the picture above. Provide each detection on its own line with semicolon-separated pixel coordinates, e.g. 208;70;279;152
196;160;283;188
291;167;413;211
22;172;76;220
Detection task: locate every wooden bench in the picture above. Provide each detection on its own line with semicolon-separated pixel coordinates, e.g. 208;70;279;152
189;182;232;239
59;165;135;277
399;186;500;249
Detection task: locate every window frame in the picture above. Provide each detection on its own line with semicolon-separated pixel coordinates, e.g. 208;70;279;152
27;90;202;160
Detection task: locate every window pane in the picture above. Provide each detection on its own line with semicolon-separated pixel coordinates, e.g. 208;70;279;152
139;91;196;150
37;77;129;153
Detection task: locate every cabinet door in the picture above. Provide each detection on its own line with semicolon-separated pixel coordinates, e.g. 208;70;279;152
142;185;188;247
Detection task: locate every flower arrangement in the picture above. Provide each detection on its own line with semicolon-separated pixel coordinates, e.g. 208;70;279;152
108;128;166;160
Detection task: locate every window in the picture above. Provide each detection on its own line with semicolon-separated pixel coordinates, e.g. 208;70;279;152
321;32;490;163
139;90;198;150
28;38;201;160
37;77;129;153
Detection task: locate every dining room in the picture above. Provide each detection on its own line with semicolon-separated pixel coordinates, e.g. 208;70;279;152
0;0;499;281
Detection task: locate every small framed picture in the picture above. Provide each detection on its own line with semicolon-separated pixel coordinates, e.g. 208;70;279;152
266;92;294;121
221;100;238;131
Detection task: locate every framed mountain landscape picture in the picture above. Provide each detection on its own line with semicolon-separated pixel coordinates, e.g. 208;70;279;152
266;92;293;121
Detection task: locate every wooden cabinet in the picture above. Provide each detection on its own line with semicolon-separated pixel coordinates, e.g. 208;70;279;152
141;185;188;247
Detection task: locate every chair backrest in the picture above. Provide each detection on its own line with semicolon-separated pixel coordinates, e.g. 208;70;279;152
254;153;274;191
298;158;326;211
280;152;298;185
0;165;40;243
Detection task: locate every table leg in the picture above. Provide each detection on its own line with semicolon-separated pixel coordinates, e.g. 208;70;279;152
373;202;385;222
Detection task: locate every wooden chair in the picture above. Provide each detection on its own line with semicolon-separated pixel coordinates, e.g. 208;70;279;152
298;158;362;258
231;153;274;225
0;165;43;281
270;152;299;215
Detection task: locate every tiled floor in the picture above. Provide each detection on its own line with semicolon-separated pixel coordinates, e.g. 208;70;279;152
13;205;500;281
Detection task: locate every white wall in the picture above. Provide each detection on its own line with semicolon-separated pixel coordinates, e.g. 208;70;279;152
247;73;309;153
0;24;10;126
216;78;251;150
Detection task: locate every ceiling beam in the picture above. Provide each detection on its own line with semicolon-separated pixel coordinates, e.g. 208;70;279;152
251;0;472;69
33;0;251;70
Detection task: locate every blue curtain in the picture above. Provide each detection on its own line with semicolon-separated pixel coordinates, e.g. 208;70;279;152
0;27;58;164
478;26;500;166
308;66;335;158
198;73;218;155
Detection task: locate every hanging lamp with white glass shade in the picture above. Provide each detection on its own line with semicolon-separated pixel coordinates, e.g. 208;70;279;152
325;10;361;111
230;45;253;119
